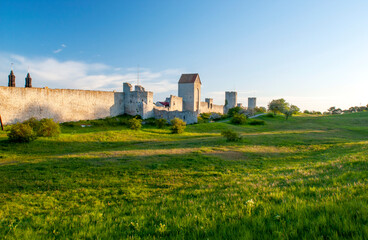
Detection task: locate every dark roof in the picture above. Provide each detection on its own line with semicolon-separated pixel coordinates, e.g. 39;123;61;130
178;73;201;84
159;102;170;107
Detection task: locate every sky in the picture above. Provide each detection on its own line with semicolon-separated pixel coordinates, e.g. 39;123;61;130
1;0;368;111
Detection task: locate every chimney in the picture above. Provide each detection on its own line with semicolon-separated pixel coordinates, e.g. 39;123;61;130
25;73;32;88
8;70;16;87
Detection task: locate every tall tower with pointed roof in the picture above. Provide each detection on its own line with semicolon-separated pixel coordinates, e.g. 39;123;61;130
178;73;201;112
8;70;16;87
25;73;32;88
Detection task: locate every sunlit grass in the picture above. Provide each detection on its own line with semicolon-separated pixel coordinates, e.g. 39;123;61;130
0;112;368;239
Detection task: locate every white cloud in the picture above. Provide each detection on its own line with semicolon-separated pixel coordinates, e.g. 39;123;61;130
53;44;67;54
53;49;62;54
0;53;181;95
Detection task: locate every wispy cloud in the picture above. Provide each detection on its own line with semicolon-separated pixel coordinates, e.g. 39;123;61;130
53;49;63;54
53;44;67;54
0;53;181;95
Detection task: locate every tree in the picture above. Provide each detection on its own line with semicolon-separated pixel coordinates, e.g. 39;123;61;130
328;107;336;114
268;99;288;115
283;104;300;120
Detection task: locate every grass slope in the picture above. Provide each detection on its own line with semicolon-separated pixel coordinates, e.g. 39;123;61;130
0;113;367;239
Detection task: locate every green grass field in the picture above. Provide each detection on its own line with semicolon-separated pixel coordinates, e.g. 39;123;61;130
0;113;367;239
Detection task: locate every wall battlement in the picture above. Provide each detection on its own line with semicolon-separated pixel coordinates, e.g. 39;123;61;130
0;73;250;125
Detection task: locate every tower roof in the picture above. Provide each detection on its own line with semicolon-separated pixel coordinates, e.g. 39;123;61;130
178;73;201;84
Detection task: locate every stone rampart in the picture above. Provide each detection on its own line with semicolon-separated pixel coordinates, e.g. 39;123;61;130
199;102;224;114
0;86;124;124
153;108;197;124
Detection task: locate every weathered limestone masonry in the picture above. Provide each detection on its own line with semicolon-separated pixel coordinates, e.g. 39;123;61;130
248;97;256;110
123;83;154;119
199;98;225;114
224;91;237;113
1;71;247;125
178;74;201;112
0;86;124;124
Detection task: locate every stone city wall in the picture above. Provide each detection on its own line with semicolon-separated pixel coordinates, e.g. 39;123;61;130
0;86;124;124
153;108;198;124
199;102;224;114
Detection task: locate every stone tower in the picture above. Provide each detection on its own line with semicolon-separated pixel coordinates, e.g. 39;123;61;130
224;91;237;113
8;70;15;87
248;97;256;110
25;73;32;88
178;73;201;112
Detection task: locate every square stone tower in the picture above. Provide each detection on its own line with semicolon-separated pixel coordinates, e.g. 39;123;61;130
248;97;256;110
224;91;237;113
178;73;201;112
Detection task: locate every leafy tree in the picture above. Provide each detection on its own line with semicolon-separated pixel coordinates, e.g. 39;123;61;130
268;99;300;120
254;107;267;113
328;107;336;114
283;105;300;120
170;118;186;134
268;99;288;115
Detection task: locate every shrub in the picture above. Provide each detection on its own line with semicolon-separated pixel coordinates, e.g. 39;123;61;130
249;119;265;125
7;123;37;142
23;117;41;130
210;113;223;121
221;129;242;142
155;119;167;129
227;107;242;117
170;118;186;134
143;118;156;126
265;113;275;118
128;117;142;130
37;118;60;137
230;113;247;125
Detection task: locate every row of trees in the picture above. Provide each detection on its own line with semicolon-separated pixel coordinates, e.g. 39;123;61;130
327;105;368;115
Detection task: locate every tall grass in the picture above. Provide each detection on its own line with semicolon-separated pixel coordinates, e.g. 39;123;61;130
0;112;367;239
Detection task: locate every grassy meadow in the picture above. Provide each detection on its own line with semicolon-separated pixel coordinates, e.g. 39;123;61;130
0;113;367;239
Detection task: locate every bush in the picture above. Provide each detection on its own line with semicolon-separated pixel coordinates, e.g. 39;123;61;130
143;118;156;126
170;118;186;134
155;119;167;129
249;119;265;125
265;113;275;118
210;113;223;121
221;129;242;142
37;118;60;137
23;117;41;130
227;107;242;117
128;117;142;130
7;123;37;142
230;113;247;125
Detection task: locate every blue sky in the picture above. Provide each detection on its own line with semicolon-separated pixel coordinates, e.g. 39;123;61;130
1;0;368;111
